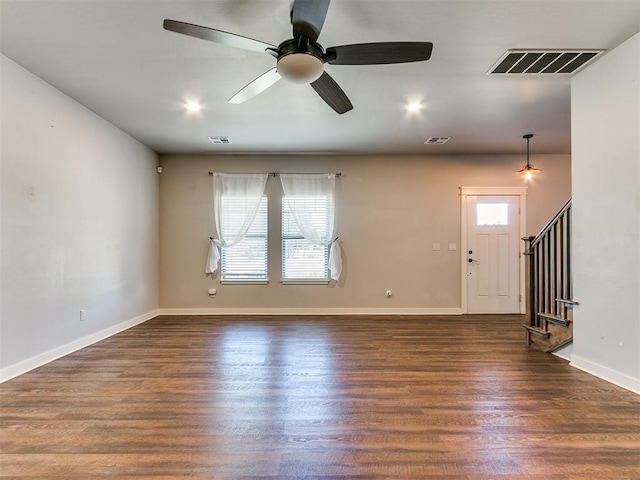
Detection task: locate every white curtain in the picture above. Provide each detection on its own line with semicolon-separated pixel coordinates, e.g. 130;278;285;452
206;173;269;275
280;173;342;280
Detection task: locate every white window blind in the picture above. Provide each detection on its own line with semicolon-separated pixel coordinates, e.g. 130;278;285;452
221;195;268;280
282;195;330;280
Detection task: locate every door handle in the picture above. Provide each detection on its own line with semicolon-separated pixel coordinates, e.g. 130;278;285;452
468;258;478;264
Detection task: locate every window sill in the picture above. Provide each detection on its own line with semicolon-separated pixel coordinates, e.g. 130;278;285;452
281;279;330;285
220;279;269;285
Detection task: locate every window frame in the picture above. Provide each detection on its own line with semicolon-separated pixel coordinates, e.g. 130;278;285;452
219;194;269;284
281;194;331;284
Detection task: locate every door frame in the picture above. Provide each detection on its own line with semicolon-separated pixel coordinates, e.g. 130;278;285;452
460;186;528;314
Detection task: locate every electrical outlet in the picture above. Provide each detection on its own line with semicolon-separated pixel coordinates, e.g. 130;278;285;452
80;309;86;321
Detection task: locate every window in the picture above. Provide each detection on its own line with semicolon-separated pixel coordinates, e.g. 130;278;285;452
220;195;268;281
477;203;509;226
210;172;341;283
282;195;330;280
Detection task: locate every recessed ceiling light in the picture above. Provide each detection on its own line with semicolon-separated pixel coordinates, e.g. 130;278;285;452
405;102;423;112
184;101;202;112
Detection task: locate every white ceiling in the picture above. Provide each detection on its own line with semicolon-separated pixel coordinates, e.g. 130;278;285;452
1;0;639;155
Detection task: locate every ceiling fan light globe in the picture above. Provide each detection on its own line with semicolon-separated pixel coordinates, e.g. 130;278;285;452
277;52;324;83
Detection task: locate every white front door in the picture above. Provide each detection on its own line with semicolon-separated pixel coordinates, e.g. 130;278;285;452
461;188;526;314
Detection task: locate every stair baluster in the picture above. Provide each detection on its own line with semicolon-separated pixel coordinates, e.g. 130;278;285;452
523;199;576;351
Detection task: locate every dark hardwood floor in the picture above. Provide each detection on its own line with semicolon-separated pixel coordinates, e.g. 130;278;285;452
1;314;639;479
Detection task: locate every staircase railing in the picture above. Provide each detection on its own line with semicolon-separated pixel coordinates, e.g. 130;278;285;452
523;199;575;348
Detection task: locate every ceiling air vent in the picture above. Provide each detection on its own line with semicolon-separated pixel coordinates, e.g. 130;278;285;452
425;136;451;145
488;49;604;75
208;136;231;144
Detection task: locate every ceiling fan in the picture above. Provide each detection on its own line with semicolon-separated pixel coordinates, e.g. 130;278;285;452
163;0;433;114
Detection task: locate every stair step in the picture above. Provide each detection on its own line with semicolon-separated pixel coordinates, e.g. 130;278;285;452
524;325;551;338
538;312;571;327
544;336;573;353
556;298;579;306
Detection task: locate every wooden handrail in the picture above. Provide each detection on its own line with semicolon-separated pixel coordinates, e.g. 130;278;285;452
531;198;572;247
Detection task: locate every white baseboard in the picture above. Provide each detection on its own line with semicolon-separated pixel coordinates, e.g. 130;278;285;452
552;342;573;361
0;309;159;383
570;354;640;394
158;307;463;316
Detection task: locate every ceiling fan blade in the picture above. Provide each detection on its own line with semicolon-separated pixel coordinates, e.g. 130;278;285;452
228;68;281;104
163;19;277;55
291;0;330;43
310;72;353;114
325;42;434;65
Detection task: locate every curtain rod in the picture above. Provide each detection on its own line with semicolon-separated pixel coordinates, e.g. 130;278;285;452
208;171;341;177
211;235;339;241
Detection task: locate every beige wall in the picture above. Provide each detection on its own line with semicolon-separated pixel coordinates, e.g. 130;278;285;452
159;153;570;313
1;55;160;380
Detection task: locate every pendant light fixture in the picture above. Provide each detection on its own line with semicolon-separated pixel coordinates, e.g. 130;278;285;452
517;133;541;180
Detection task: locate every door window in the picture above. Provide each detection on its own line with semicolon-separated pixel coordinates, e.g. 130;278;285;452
476;203;509;226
